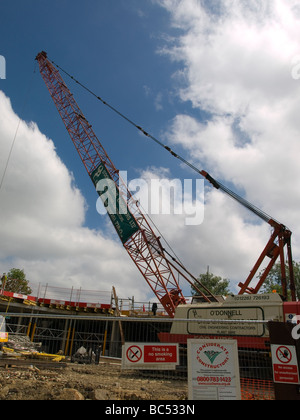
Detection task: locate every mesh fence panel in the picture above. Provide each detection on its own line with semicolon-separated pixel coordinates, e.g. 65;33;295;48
3;314;275;400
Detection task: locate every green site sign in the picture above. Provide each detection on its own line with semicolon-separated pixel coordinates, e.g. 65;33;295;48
91;163;139;244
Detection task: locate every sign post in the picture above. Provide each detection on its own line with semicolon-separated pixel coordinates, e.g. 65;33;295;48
269;321;300;400
187;339;241;400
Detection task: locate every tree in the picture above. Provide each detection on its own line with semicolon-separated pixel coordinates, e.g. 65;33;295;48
191;272;230;297
259;261;300;299
1;269;32;295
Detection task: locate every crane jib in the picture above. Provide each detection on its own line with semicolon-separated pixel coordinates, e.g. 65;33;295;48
91;163;139;244
35;51;296;304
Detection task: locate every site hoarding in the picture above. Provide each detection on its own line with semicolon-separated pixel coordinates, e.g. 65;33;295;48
188;339;241;400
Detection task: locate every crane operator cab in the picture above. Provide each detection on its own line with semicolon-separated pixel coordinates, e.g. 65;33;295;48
0;316;8;353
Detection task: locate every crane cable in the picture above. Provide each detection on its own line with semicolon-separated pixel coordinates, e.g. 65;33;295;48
49;58;276;226
0;66;36;194
49;59;188;273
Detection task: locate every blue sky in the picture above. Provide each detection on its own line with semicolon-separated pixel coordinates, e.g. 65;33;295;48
1;1;188;225
1;0;300;302
1;1;207;228
1;0;206;300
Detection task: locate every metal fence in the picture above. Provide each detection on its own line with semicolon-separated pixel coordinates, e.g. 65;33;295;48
2;313;275;400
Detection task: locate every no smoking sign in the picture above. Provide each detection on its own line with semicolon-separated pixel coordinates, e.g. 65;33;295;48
126;345;143;363
122;343;179;370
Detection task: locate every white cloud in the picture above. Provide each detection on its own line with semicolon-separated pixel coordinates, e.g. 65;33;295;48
159;0;300;114
0;91;146;301
154;0;300;291
2;0;300;305
131;166;268;294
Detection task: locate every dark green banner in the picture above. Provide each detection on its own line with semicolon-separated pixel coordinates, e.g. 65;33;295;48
91;163;139;244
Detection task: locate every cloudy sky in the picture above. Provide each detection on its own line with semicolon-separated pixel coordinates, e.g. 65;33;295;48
0;0;300;302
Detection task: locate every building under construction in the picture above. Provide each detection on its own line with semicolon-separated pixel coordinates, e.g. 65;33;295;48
0;284;170;358
0;51;299;400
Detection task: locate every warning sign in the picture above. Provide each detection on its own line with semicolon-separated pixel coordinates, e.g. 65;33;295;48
122;343;179;370
187;339;241;400
271;344;300;384
126;346;143;363
144;345;178;363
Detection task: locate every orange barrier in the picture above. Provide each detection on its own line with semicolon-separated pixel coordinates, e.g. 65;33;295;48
241;378;275;400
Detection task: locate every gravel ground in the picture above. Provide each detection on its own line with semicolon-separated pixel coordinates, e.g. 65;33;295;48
0;360;188;400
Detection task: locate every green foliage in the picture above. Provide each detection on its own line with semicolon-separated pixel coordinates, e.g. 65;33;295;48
192;272;230;296
259;261;300;299
1;268;32;295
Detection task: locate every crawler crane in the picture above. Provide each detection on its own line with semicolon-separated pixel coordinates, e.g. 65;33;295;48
36;52;298;342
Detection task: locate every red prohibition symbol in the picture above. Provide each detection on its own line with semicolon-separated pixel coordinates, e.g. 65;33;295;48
276;346;292;364
126;345;142;363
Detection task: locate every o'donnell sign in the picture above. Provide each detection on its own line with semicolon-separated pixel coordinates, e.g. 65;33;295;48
188;339;241;400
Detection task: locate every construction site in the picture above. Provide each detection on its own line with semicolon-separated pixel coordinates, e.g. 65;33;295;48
0;51;300;402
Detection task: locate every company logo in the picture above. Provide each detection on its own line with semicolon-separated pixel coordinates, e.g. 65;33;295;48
197;343;229;369
0;55;6;79
95;170;205;226
204;350;223;364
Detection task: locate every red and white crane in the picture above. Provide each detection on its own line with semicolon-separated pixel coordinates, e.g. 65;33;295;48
35;51;296;318
35;51;218;317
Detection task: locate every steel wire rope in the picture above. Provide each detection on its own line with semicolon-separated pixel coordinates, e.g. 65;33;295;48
49;58;276;226
0;66;36;195
50;59;190;267
136;197;185;267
